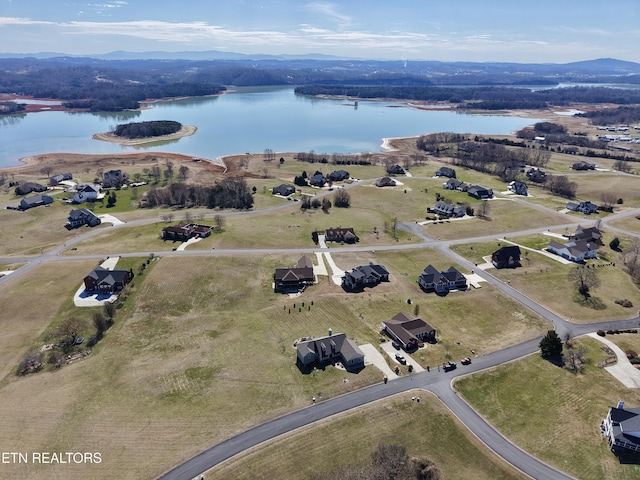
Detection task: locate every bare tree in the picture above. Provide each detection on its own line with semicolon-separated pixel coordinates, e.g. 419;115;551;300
103;302;116;324
17;350;44;375
214;214;225;231
93;312;109;339
477;200;490;219
601;192;617;210
40;165;53;178
56;317;88;347
333;189;351;208
568;265;600;299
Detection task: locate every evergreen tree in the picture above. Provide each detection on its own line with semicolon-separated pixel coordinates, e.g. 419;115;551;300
540;330;562;359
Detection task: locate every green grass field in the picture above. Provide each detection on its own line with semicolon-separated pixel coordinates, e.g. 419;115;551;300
455;336;640;480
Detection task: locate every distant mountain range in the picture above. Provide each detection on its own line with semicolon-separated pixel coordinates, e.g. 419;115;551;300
0;50;639;75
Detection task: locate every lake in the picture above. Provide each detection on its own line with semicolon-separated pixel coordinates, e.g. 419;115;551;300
0;86;543;168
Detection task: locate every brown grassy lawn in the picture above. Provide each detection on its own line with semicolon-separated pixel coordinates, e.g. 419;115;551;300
207;391;526;480
0;201;80;256
608;215;640;235
332;249;550;365
569;173;640;208
0;248;550;480
452;239;640;323
422;198;568;240
455;336;640;480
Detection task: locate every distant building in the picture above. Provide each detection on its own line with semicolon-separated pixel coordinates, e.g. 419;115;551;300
309;172;326;187
83;266;134;294
324;227;359;243
526;168;547;183
547;239;597;263
342;263;390;291
571;225;602;245
162;223;212;242
508;180;528;196
467;185;494;199
375;177;397;187
296;332;364;372
382;312;437;351
19;193;53;210
431;201;465;218
418;265;467;294
435;167;456;178
73;183;101;203
274;255;315;293
566;201;598;215
386;164;405;175
67;208;101;229
442;178;467;191
50;173;73;186
272;184;296;197
327;170;350;182
102;169;127;188
492;245;521;269
572;161;595;171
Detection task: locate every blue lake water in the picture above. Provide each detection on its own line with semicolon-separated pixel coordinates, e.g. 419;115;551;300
0;86;543;168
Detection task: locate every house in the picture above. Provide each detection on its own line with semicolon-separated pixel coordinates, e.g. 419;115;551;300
442;178;467;191
566;201;598;215
526;168;547;183
602;402;640;454
547;239;597;263
19;193;53;210
328;170;350;182
386;164;405;175
274;255;315;293
508;180;528;196
67;208;101;229
83;266;134;294
103;169;127;188
73;183;101;203
467;185;494;199
342;263;390;291
375;177;397;187
162;223;212;242
492;245;521;268
572;161;595;171
431;201;465;218
435;167;456;178
309;172;326;187
324;227;359;243
15;182;47;195
50;173;73;186
418;265;467;293
571;225;602;245
296;331;364;372
272;184;295;197
382;312;437;351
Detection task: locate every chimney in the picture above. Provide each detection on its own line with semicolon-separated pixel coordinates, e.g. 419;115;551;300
328;328;332;337
617;401;625;409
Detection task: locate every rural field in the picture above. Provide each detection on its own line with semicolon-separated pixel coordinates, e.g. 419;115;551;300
455;335;640;480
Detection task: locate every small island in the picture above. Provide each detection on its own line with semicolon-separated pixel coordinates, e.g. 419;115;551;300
93;120;197;146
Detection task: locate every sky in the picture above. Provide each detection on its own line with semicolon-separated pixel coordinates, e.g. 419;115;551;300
1;0;639;63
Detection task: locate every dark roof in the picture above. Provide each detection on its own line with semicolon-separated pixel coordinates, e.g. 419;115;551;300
85;266;131;285
492;245;521;262
436;167;456;178
297;333;364;364
383;312;436;347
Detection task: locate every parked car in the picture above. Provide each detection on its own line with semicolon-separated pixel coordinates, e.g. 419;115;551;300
75;337;85;345
443;361;457;371
461;357;472;365
392;341;401;350
395;353;407;365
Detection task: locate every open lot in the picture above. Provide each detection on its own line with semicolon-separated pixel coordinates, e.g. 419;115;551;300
207;391;526;480
455;335;640;480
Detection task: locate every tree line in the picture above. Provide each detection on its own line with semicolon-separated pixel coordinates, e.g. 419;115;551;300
138;178;253;210
113;120;182;139
295;85;640;110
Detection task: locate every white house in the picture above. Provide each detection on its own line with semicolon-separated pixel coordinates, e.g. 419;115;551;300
73;183;101;203
547;239;597;263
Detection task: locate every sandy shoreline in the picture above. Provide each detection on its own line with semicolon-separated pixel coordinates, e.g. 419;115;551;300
92;125;197;146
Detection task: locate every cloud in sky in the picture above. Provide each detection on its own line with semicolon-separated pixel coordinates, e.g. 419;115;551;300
0;1;638;62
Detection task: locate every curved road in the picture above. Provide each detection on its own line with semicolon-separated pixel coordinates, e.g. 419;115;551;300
3;178;640;480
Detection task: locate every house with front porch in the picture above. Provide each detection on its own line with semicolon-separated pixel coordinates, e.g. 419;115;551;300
418;265;467;293
342;263;390;291
73;183;101;203
274;255;315;293
296;332;364;372
325;227;359;243
67;208;101;229
602;402;640;454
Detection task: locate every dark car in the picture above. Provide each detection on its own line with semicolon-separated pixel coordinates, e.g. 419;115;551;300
75;337;85;345
395;353;407;365
392;341;401;350
443;361;457;371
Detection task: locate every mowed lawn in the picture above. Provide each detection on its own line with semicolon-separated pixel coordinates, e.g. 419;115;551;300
207;391;526;480
455;336;640;480
452;239;640;323
0;247;551;480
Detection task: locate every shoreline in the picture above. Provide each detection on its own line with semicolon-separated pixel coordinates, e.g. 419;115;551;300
92;125;197;146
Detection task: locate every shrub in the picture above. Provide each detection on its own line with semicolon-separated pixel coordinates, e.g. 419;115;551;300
626;350;638;360
615;298;633;308
597;329;606;337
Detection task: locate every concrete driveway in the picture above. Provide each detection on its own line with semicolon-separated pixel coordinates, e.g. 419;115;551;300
587;332;640;388
379;341;425;373
359;343;398;380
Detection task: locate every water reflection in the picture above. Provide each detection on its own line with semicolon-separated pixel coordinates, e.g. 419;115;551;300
0;114;26;126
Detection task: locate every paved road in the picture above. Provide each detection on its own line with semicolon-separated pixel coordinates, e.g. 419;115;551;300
4;182;640;480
